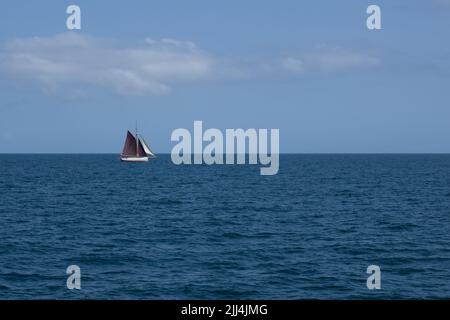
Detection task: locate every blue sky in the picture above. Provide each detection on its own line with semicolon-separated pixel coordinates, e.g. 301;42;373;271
0;0;449;153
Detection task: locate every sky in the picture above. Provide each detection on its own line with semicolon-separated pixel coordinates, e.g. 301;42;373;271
0;0;449;153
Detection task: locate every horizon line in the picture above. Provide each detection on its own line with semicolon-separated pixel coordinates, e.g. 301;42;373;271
1;152;450;155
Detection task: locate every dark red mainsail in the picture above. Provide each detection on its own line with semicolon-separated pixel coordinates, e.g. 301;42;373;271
122;131;137;156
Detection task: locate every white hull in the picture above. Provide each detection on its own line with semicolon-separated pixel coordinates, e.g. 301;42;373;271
121;156;149;162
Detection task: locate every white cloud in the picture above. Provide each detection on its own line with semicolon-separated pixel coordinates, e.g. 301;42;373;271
0;33;215;95
281;57;305;73
0;34;381;95
281;48;380;73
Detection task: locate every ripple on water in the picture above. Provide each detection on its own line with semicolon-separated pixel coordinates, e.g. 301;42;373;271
1;154;450;299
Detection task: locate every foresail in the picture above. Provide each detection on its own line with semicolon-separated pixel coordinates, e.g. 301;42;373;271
137;138;147;157
122;131;137;156
139;137;155;157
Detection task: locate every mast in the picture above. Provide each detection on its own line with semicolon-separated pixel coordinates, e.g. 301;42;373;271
135;121;138;157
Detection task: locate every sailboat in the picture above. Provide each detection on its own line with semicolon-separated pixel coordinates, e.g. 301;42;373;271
120;125;155;162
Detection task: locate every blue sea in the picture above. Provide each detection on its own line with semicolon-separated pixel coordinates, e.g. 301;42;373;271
0;154;450;299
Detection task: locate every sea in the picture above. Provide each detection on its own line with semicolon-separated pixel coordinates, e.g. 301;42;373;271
0;154;449;299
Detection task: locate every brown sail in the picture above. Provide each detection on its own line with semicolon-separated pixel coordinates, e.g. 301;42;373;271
137;139;147;157
122;131;137;156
